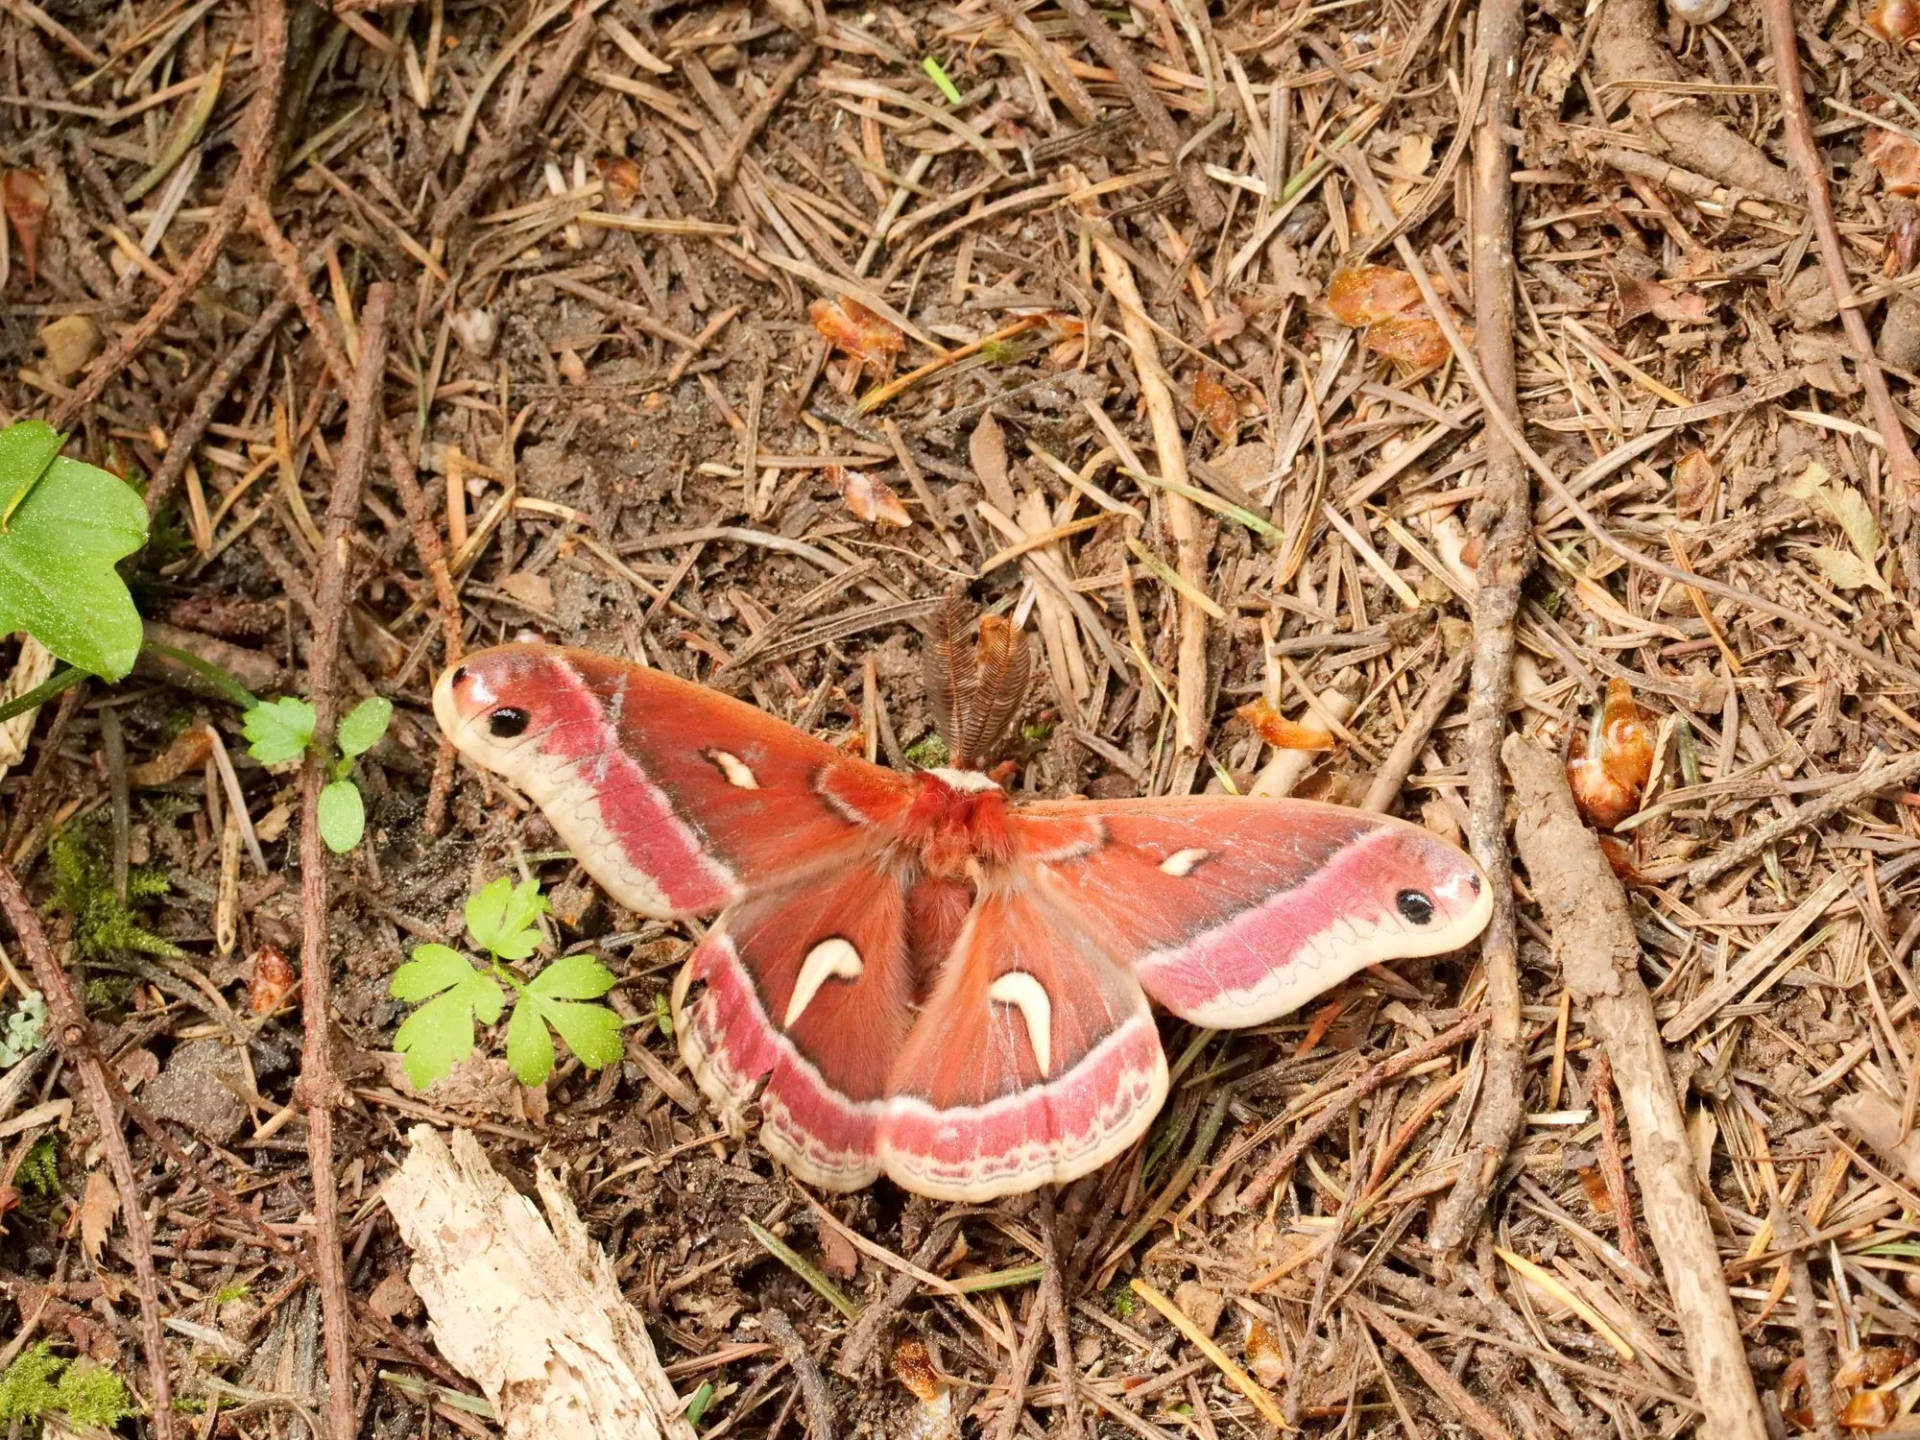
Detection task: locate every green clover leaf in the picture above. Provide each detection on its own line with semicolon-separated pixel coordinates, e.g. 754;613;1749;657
465;876;549;961
0;436;148;680
390;943;505;1089
507;955;622;1086
242;697;316;766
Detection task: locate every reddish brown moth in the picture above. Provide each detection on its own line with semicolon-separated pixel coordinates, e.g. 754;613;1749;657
432;608;1491;1200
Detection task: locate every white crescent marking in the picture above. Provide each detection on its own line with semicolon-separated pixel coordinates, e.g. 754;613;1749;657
784;937;863;1027
1159;847;1209;877
987;970;1053;1077
710;750;759;790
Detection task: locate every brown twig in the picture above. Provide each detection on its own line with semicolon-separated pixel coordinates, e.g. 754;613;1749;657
1429;0;1531;1255
0;857;177;1440
49;0;286;429
1782;1208;1842;1440
145;299;293;518
248;200;465;828
431;7;596;237
762;1307;835;1440
1051;0;1224;232
1234;1008;1490;1211
1037;1191;1085;1440
715;44;817;189
1687;750;1920;887
1346;1291;1517;1440
1361;642;1471;814
1759;0;1920;505
297;281;392;1440
1588;1051;1646;1273
1504;735;1767;1440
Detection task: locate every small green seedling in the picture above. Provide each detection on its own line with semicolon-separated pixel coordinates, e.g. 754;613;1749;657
0;420;149;681
242;694;392;853
0;989;46;1066
391;877;624;1090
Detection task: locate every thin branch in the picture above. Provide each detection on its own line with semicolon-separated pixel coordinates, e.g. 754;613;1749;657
1429;0;1530;1254
296;281;393;1440
1759;0;1920;504
0;858;176;1440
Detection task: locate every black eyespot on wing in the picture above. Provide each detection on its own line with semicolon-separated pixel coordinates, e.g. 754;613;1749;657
451;665;469;685
1469;873;1482;896
487;706;530;738
1396;889;1435;925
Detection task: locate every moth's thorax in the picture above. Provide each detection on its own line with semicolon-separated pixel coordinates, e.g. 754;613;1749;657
902;768;1012;878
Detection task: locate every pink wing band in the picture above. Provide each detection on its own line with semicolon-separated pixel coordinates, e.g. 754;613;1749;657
529;663;739;918
1132;827;1486;1027
677;932;882;1191
877;1011;1166;1202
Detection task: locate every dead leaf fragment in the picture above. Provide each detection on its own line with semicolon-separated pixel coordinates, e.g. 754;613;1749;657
1838;1387;1898;1430
248;945;297;1015
595;155;642;209
1612;268;1711;325
1326;266;1453;372
1238;698;1335;751
1244;1319;1286;1386
1566;678;1654;829
1366;313;1450;371
38;315;99;381
128;725;214;787
1673;448;1717;517
891;1336;944;1403
1866;127;1920;197
497;571;555;612
1865;0;1919;44
809;296;904;364
1327;265;1424;325
78;1167;117;1264
1192;372;1237;444
2;169;50;284
1835;1343;1919;1389
836;467;911;527
367;1269;419;1321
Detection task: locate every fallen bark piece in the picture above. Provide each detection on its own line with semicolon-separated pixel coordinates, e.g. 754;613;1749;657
382;1126;695;1440
1504;735;1767;1440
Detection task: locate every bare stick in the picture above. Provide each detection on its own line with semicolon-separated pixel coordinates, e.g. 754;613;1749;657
1687;750;1920;886
1759;0;1920;503
0;859;176;1440
1052;0;1224;231
50;0;286;428
249;201;465;828
716;44;817;188
1361;642;1471;813
1504;735;1766;1440
1430;0;1530;1254
296;281;391;1440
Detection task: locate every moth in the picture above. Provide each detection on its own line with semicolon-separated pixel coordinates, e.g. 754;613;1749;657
433;608;1491;1201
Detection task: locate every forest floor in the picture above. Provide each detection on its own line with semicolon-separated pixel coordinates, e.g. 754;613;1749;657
3;0;1920;1436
